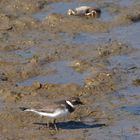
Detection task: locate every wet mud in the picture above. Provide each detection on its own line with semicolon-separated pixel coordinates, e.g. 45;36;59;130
0;0;140;140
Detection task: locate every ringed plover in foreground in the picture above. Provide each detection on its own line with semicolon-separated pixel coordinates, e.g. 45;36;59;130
20;97;83;130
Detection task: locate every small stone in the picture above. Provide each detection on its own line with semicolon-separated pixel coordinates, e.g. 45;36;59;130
32;81;42;90
132;79;140;86
30;58;38;64
0;73;8;81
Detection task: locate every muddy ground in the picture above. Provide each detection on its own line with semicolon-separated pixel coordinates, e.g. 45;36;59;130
0;0;140;140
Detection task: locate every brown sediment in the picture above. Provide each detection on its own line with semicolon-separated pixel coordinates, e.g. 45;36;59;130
0;0;140;140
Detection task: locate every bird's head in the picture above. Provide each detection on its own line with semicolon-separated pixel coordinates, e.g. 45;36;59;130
67;9;76;15
67;97;83;107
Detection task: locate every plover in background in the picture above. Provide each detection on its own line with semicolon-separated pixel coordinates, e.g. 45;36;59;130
20;97;83;130
67;6;101;17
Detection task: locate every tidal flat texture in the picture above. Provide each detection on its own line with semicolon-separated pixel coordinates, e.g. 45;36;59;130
0;0;140;140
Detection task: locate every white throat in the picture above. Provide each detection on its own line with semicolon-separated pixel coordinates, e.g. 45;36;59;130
66;100;74;108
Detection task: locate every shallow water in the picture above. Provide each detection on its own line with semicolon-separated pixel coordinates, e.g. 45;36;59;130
20;11;140;88
59;22;140;47
1;1;140;140
60;32;110;45
111;22;140;49
17;61;91;86
115;86;140;97
15;48;35;59
119;0;139;7
33;1;112;22
122;106;140;115
109;55;137;69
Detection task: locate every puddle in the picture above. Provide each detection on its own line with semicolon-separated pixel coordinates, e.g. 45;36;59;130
17;61;91;86
61;32;110;45
104;0;138;7
110;22;140;49
115;86;140;98
119;0;133;7
107;22;140;49
109;55;140;81
33;1;81;20
60;22;140;46
15;48;35;59
119;0;140;7
33;1;112;22
122;106;140;115
109;55;136;69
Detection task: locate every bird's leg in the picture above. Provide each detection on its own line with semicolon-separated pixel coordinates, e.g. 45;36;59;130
53;119;58;131
48;119;58;130
48;119;53;129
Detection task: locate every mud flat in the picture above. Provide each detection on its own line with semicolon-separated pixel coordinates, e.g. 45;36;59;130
0;0;140;140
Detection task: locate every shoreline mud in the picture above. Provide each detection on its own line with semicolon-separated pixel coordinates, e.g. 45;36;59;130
0;0;140;140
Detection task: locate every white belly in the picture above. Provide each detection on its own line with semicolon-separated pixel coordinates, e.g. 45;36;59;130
37;109;69;118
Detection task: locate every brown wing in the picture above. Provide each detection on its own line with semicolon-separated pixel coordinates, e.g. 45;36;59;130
34;103;66;113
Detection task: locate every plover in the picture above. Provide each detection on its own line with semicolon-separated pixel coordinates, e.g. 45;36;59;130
67;6;101;17
20;97;83;130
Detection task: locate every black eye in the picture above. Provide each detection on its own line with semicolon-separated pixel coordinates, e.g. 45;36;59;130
75;100;80;104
